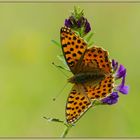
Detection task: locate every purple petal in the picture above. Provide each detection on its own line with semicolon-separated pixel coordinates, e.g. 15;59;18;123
64;19;73;28
111;92;119;98
116;64;126;79
117;84;129;94
85;21;91;33
77;17;84;28
112;59;118;71
118;85;129;94
101;92;119;105
116;76;129;94
77;20;82;28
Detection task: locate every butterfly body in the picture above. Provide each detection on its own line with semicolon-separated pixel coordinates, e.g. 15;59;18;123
68;71;105;84
60;27;114;124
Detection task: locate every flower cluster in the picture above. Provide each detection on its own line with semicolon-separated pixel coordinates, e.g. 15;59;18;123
64;7;91;37
101;59;129;105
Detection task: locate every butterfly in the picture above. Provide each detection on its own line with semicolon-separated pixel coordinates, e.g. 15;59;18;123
60;26;114;124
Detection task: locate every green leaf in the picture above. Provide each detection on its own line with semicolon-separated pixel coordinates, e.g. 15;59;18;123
43;117;64;123
57;54;65;63
51;40;61;48
88;41;94;48
57;55;70;71
85;32;94;43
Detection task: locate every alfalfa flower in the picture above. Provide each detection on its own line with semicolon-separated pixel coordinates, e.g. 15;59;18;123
64;7;91;37
101;59;129;105
101;92;119;105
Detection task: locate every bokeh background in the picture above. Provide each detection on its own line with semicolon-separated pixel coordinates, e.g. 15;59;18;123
0;2;139;137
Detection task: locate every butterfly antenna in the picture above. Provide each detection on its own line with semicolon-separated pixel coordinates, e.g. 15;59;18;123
52;62;69;78
53;82;68;101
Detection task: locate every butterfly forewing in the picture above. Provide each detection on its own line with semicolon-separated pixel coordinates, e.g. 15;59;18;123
81;47;112;74
60;27;87;74
66;84;92;124
81;47;114;100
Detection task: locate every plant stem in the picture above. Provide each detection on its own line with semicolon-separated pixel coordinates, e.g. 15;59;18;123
61;125;72;138
44;100;104;137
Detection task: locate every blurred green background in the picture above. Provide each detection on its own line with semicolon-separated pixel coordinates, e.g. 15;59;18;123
0;2;139;137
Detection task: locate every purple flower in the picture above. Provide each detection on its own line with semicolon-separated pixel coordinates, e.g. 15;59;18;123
101;59;129;105
65;16;91;35
84;20;91;33
65;19;72;28
101;92;119;105
114;60;129;95
116;64;126;79
112;59;126;79
113;60;129;94
77;17;84;28
116;76;129;94
112;59;118;71
77;19;82;28
64;8;91;36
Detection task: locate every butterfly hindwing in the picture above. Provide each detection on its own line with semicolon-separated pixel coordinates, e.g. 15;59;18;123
86;75;114;100
60;27;87;74
66;84;92;124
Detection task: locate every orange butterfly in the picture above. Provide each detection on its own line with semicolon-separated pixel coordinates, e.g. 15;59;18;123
60;27;114;124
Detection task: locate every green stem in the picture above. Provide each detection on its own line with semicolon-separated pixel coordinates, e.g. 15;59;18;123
44;100;105;137
61;125;72;138
43;116;72;137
